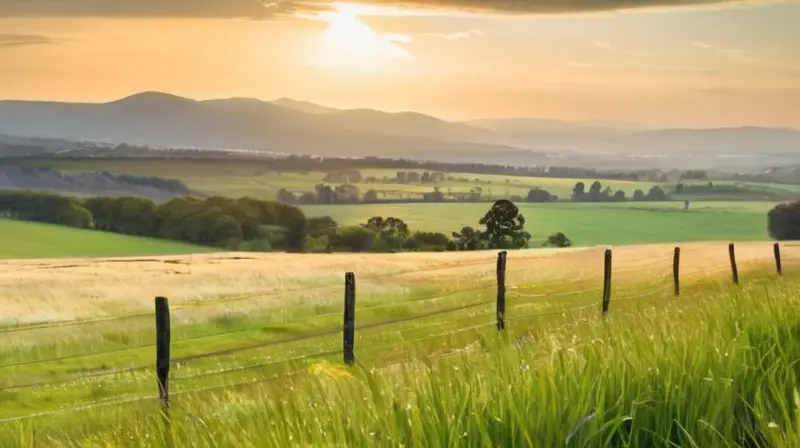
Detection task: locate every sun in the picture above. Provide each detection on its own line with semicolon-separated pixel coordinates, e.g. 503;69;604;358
312;3;411;70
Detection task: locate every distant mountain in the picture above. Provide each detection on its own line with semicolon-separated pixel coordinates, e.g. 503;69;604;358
0;92;797;162
466;117;647;135
271;98;340;115
0;92;538;162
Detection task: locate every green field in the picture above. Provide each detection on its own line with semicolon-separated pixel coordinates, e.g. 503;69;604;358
0;220;214;259
18;158;664;201
23;158;797;205
302;201;775;246
0;245;798;446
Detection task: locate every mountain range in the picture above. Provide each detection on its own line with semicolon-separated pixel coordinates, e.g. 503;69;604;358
0;92;798;163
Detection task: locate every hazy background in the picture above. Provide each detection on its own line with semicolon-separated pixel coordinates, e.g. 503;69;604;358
2;0;799;128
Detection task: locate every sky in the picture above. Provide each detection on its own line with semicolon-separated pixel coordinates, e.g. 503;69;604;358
1;0;799;128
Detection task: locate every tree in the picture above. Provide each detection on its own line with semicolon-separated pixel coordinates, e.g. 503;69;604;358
632;189;646;201
647;186;668;201
308;216;338;238
335;184;359;203
452;226;485;251
613;190;626;202
545;232;572;248
276;189;296;203
572;182;586;201
314;184;335;204
588;181;603;202
478;200;530;249
526;188;553;203
328;226;376;252
364;189;379;203
423;187;445;202
768;201;800;240
406;232;449;251
363;216;410;250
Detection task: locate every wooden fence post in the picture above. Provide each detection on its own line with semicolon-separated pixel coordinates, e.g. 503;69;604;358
602;249;612;315
774;242;783;275
673;247;681;296
343;272;356;366
729;243;739;286
155;296;171;407
496;251;507;331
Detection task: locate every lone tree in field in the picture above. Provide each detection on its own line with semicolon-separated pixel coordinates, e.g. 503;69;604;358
478;199;531;249
768;201;800;241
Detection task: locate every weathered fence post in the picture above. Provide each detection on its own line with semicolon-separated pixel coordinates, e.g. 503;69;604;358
728;243;739;286
496;251;507;331
602;249;612;315
155;296;171;407
343;272;356;366
774;242;783;275
673;247;681;296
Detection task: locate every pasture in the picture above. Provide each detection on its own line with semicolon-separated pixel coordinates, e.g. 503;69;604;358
0;219;214;259
19;158;666;200
0;242;798;446
302;201;774;246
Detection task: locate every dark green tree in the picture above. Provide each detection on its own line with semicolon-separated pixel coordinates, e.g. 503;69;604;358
647;186;668;201
768;201;800;240
452;226;485;251
545;232;572;248
478;200;530;249
572;182;586;201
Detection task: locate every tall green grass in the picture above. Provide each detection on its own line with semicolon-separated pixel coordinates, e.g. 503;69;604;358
2;269;799;446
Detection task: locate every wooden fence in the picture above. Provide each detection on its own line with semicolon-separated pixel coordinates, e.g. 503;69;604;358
147;242;785;407
0;242;787;421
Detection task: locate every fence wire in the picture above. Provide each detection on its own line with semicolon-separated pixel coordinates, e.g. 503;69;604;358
0;247;790;421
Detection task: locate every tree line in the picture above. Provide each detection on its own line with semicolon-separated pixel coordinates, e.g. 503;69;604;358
0;190;573;253
0;165;189;198
0;191;307;251
279;179;670;205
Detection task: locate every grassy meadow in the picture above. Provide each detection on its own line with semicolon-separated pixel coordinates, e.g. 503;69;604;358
0;242;798;446
22;157;780;202
302;201;774;246
0;219;214;259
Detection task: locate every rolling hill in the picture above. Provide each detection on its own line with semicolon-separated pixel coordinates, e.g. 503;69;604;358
0;92;534;162
0;219;214;259
1;92;798;162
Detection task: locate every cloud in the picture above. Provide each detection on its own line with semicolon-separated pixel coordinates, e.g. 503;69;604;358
422;29;483;40
693;41;758;62
0;0;783;18
0;34;60;47
0;0;314;18
568;61;595;68
594;41;649;58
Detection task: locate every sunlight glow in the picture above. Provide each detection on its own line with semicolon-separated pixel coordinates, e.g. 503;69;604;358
312;2;412;71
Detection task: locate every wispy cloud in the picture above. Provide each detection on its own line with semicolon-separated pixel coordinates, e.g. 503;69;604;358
568;61;720;74
593;41;649;58
0;34;60;48
0;0;781;18
692;41;758;62
422;29;483;40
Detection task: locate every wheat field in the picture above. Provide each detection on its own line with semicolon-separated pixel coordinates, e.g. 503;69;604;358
1;241;798;447
0;241;793;324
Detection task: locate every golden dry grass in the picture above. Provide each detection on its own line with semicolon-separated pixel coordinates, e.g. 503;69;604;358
0;241;795;325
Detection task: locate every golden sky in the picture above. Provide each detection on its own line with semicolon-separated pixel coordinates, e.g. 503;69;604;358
1;0;798;127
